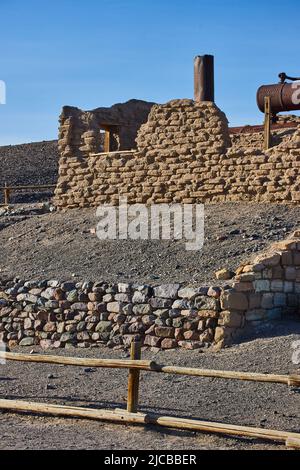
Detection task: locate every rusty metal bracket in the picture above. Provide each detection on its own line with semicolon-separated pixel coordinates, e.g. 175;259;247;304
279;72;300;84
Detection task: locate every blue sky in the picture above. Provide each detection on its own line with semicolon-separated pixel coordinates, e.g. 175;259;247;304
0;0;300;145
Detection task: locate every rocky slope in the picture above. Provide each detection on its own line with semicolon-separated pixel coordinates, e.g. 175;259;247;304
0;140;59;203
1;203;300;285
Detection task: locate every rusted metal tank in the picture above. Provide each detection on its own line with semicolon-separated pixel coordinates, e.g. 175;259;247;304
257;73;300;115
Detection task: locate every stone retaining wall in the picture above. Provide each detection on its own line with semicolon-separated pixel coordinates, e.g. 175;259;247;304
1;231;300;351
54;99;300;208
0;280;222;351
215;230;300;347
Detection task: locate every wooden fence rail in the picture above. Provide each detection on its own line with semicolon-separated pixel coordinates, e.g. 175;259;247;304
0;350;299;387
0;347;300;449
0;183;56;205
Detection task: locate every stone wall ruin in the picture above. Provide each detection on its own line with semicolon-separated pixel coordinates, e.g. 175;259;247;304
54;99;300;208
1;231;300;351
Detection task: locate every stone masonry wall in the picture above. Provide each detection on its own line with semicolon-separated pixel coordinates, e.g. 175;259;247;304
0;280;222;351
54;99;300;208
54;99;231;207
58;99;155;159
1;232;300;351
215;230;300;348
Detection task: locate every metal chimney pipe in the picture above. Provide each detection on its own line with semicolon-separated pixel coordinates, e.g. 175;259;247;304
194;55;215;102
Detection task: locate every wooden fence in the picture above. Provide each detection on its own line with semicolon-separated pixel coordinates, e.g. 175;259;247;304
0;183;56;206
0;342;299;449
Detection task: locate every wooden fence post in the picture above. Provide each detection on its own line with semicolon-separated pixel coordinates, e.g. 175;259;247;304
4;183;10;205
127;340;141;413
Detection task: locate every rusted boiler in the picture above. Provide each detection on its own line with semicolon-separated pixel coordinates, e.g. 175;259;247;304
257;73;300;120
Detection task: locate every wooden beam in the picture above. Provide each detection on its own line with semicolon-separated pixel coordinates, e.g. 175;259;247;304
288;375;300;387
0;184;56;191
286;437;300;449
0;351;153;371
1;351;299;387
0;399;147;424
151;364;300;387
0;398;299;447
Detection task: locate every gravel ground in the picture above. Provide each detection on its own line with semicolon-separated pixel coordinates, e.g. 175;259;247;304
0;321;300;450
0;141;58;203
1;203;300;285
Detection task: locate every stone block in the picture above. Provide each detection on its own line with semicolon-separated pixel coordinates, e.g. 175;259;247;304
118;283;131;293
259;253;280;267
19;337;35;347
154;326;175;338
150;297;172;309
183;330;199;341
178;340;203;350
245;309;266;321
284;281;294;293
153;284;180;299
199;329;214;343
221;290;248;310
267;308;282;320
218;311;242;328
281;251;293;265
254;280;270;292
178;287;200;299
194;296;218;310
285;267;297;281
270;280;283;292
248;293;261;309
272;266;284;279
274;293;286;307
161;338;177;349
95;321;112;333
107;302;121;313
261;293;274;309
144;335;161;347
132;304;152;315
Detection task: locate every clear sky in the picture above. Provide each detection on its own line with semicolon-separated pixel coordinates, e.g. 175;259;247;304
0;0;300;145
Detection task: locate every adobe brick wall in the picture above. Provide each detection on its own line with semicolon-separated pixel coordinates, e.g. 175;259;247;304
53;99;300;209
54;99;231;207
58;99;155;159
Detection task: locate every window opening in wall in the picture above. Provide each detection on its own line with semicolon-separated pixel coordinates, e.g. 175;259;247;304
99;126;111;153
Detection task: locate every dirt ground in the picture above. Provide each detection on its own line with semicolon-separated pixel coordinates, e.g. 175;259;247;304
1;201;300;450
0;140;58;190
1;203;300;285
0;320;300;450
